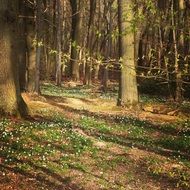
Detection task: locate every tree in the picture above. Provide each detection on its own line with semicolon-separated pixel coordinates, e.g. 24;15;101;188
83;0;96;85
25;0;36;92
34;0;43;94
56;0;63;86
70;0;83;81
0;0;28;116
18;0;27;92
173;0;185;101
117;0;139;107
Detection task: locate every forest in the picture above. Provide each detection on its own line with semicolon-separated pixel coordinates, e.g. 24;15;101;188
0;0;190;189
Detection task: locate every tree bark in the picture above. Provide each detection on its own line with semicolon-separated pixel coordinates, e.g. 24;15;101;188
35;0;43;94
18;0;27;92
0;0;28;116
26;1;36;92
117;0;139;107
56;0;63;86
70;0;82;81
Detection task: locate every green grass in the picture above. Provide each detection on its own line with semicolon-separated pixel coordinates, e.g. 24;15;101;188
41;83;90;99
77;115;190;189
1;84;190;189
140;94;166;104
41;83;177;104
0;116;129;189
0;119;89;189
1;113;190;189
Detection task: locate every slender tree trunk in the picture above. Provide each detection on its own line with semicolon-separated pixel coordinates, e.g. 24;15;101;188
26;2;36;92
84;0;96;85
171;0;183;101
70;0;82;81
35;0;43;94
18;0;27;92
102;1;113;92
56;0;63;86
175;0;185;101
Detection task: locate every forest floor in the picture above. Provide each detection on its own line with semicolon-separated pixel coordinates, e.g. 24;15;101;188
0;82;190;190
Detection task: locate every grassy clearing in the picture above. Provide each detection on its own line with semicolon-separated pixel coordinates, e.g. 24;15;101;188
41;83;92;99
0;83;190;190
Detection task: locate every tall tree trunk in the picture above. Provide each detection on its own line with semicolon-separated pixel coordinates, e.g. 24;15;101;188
102;0;113;92
18;0;27;92
26;1;36;92
171;0;183;101
35;0;43;94
117;0;139;107
70;0;82;81
56;0;63;86
0;0;28;116
175;0;185;101
84;0;96;85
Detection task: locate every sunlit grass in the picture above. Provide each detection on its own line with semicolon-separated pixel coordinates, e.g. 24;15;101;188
1;83;190;189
